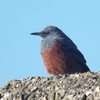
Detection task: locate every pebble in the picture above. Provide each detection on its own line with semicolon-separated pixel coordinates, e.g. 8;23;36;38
0;72;100;100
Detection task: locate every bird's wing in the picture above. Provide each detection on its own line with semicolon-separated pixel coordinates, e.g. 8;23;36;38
60;37;90;71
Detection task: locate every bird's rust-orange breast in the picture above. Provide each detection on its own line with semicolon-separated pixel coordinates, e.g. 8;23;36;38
41;40;83;75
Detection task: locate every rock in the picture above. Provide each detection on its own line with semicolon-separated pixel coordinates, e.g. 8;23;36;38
0;72;100;100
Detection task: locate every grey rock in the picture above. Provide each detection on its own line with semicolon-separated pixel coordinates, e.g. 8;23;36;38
1;72;100;100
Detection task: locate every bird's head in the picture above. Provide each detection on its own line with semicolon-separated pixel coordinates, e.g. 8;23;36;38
30;26;64;39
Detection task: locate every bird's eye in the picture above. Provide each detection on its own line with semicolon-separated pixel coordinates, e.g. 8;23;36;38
46;31;49;34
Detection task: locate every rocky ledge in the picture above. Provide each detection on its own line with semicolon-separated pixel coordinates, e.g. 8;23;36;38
0;72;100;100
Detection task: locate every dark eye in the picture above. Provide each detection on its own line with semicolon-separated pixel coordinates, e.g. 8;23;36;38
46;31;49;34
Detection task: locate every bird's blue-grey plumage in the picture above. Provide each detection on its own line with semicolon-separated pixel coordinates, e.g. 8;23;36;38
31;26;90;72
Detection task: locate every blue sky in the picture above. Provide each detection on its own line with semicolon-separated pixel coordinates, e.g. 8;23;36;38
0;1;100;87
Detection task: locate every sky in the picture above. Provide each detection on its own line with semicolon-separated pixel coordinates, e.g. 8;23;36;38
0;1;100;87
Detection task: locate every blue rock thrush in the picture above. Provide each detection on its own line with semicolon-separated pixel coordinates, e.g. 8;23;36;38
31;26;90;75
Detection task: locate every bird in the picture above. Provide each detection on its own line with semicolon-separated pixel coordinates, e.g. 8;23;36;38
30;26;90;75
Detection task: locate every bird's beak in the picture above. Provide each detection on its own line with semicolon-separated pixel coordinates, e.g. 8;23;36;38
30;32;41;36
30;32;45;38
